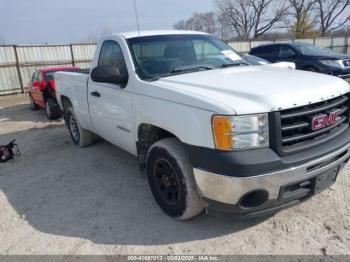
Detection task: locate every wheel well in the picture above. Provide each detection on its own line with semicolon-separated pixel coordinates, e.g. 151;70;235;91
61;96;72;113
137;124;177;167
61;96;72;125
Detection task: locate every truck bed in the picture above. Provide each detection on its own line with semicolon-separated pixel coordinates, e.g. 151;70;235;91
78;68;90;74
55;70;93;131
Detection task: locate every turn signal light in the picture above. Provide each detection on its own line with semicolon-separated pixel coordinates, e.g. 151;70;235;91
212;116;233;150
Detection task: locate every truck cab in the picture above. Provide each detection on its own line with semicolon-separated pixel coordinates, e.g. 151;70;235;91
55;31;350;220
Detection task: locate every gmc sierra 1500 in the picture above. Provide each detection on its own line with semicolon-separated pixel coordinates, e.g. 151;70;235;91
55;30;350;220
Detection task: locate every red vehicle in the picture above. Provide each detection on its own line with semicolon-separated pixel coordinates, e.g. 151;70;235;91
28;67;81;119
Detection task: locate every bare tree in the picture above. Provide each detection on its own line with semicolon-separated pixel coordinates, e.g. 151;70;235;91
174;12;218;35
216;0;289;40
174;12;233;40
216;14;234;40
314;0;350;36
288;0;318;38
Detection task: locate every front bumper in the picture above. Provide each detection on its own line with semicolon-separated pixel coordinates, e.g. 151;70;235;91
185;130;350;216
195;142;349;207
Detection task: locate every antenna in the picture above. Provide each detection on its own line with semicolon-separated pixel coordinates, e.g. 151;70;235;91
133;0;141;37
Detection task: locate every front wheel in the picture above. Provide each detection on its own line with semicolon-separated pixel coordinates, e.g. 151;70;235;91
146;138;205;220
66;107;94;147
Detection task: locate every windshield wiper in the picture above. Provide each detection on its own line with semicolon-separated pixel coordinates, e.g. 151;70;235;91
221;61;249;68
145;65;216;82
172;65;215;73
146;73;175;82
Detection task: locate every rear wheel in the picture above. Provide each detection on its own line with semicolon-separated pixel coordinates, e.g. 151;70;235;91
29;95;39;111
66;107;94;147
146;138;205;220
45;98;60;120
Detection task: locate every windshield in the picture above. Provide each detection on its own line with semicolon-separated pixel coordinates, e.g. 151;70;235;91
128;34;246;81
293;44;330;56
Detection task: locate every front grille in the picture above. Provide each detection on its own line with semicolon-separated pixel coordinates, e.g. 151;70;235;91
271;95;350;155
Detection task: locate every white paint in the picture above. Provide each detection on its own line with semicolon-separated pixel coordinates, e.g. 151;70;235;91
55;31;350;155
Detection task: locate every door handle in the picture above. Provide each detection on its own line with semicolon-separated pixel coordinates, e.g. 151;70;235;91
91;91;101;98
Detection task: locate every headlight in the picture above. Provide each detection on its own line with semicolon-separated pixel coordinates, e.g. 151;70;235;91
212;114;269;151
319;60;343;68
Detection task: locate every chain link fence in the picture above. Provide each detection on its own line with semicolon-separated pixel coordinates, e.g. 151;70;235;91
0;44;95;95
0;36;349;96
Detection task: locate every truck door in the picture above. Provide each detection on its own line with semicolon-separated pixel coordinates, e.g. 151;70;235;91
88;40;136;155
30;71;45;108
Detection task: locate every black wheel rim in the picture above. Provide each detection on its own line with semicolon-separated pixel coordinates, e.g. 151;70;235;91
69;114;80;142
153;158;181;205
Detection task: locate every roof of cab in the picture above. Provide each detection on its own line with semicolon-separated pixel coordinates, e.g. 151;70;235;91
116;30;209;39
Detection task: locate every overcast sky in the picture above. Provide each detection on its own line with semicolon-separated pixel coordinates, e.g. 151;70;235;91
0;0;214;44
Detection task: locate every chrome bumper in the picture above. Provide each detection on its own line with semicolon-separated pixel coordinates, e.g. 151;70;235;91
193;143;350;205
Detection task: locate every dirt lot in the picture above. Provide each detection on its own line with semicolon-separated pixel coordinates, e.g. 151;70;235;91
0;94;349;256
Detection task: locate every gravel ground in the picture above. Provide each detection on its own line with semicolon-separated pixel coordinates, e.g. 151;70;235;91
0;94;349;256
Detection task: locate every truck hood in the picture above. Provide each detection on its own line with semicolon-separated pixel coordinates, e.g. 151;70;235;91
156;66;350;115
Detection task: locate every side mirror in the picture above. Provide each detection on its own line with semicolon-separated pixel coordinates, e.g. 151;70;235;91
91;65;128;87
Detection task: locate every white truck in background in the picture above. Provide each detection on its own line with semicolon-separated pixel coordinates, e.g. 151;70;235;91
56;30;350;220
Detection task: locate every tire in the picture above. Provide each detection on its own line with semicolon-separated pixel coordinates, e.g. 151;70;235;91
66;106;94;148
45;98;60;120
146;138;205;220
29;95;39;111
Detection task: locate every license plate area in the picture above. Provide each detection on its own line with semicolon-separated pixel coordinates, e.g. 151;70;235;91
313;167;339;194
279;166;340;200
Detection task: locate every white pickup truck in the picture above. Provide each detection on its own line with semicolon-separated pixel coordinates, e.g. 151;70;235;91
56;30;350;220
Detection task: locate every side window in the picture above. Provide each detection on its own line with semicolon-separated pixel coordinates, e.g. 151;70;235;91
264;46;279;58
98;40;127;74
279;46;297;59
31;71;38;83
252;46;278;59
37;72;43;82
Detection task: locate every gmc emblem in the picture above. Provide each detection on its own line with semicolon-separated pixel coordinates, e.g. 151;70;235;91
311;109;342;131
